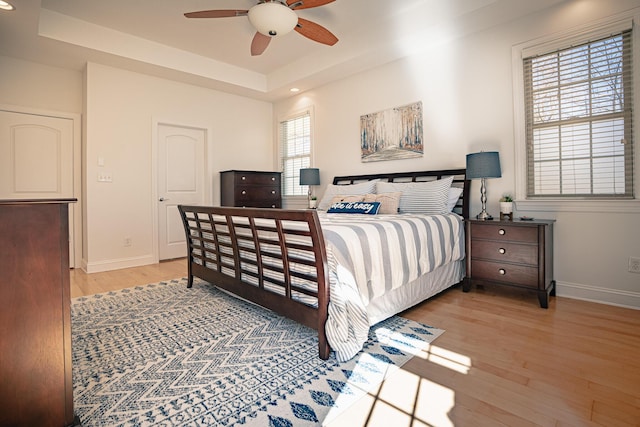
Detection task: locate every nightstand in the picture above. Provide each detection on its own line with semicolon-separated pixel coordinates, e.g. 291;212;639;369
464;218;556;308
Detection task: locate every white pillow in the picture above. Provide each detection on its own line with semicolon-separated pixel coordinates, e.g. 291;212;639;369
363;192;402;214
317;180;379;210
447;187;464;212
376;176;454;214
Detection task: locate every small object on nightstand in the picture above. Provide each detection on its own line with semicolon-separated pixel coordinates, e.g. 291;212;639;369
499;195;513;221
519;216;534;221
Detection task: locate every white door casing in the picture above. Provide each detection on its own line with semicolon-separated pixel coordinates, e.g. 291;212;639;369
0;109;79;267
157;123;206;260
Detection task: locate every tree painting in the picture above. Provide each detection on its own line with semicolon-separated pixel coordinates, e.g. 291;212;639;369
361;101;423;162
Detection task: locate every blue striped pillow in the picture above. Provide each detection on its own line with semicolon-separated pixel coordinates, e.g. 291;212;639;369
376;176;454;214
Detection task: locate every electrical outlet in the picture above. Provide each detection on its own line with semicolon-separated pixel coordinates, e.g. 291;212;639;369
629;257;640;274
124;237;132;247
97;172;113;182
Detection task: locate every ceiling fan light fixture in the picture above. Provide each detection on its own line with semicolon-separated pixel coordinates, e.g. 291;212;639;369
248;1;298;38
0;1;15;11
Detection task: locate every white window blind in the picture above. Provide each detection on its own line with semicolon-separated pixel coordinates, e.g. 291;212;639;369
524;29;634;198
279;111;311;196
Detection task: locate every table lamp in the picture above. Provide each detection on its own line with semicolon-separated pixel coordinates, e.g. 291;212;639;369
466;151;502;220
299;168;320;208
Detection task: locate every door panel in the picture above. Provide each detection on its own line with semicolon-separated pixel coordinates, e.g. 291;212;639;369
158;124;205;260
0;112;73;198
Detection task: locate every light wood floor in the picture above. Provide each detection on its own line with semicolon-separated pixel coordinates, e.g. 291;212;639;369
70;261;640;426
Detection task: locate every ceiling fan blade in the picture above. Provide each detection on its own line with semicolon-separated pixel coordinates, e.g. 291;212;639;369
294;18;338;46
287;0;335;10
184;10;248;18
251;32;271;56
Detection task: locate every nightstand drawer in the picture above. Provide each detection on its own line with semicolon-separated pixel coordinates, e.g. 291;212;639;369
471;260;538;288
472;240;538;265
471;223;538;243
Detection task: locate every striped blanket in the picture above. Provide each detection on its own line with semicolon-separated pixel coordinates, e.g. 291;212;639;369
320;212;465;361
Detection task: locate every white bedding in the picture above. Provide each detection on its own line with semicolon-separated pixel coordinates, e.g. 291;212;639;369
319;212;465;361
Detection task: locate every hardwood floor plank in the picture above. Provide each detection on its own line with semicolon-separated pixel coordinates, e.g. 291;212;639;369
70;265;640;426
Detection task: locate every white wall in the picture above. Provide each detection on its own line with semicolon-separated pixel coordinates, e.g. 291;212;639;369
0;56;83;113
84;63;273;272
274;0;640;309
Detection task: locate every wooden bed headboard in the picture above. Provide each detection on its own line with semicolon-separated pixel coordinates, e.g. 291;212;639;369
331;168;470;219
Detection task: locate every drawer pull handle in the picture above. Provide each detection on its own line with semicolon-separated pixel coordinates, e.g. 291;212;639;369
499;268;506;275
241;176;246;180
499;248;506;254
272;204;276;208
271;177;276;181
241;190;247;195
271;190;276;194
498;229;505;235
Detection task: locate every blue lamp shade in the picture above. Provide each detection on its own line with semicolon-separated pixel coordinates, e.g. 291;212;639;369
466;152;502;179
299;168;320;186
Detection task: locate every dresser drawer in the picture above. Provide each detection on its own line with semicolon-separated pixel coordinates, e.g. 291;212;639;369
471;260;538;288
471;223;538;243
471;240;538;265
235;173;280;186
235;186;280;201
238;199;281;208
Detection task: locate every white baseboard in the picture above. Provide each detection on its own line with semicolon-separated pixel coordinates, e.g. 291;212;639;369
80;254;156;274
556;281;640;310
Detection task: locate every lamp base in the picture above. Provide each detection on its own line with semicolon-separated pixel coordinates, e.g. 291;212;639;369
476;211;493;220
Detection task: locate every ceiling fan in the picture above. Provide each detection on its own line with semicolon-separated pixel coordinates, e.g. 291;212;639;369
184;0;339;56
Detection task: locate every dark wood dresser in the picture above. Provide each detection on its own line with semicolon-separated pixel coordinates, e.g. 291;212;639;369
0;199;80;427
220;170;282;208
463;218;555;308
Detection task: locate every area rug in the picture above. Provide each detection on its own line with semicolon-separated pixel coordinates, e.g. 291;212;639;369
71;278;444;426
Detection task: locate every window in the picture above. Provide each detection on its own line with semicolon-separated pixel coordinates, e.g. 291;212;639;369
523;29;634;199
279;110;312;197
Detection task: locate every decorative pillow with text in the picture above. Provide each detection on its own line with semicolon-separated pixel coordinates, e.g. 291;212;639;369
327;201;381;214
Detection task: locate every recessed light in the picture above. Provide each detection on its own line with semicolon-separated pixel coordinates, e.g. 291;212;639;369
290;87;300;93
0;1;15;11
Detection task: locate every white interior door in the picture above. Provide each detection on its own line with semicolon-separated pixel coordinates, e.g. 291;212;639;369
157;123;205;260
0;110;77;267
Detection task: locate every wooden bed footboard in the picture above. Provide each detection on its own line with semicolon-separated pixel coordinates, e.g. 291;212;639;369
178;206;331;360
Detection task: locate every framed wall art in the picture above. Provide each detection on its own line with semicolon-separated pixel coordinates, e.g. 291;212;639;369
360;101;423;163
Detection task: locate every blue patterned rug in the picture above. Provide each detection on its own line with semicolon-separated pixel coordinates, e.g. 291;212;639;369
71;278;444;426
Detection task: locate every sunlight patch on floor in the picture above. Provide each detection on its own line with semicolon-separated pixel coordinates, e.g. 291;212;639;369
325;341;472;426
326;328;470;425
416;344;471;374
326;366;458;426
414;378;455;427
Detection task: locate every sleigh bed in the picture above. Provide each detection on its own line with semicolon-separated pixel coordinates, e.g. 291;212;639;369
179;169;470;361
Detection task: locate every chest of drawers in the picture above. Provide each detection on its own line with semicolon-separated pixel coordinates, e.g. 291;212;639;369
0;199;80;426
220;170;281;208
463;219;555;308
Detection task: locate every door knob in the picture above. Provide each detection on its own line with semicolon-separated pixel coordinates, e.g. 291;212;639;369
159;197;169;202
